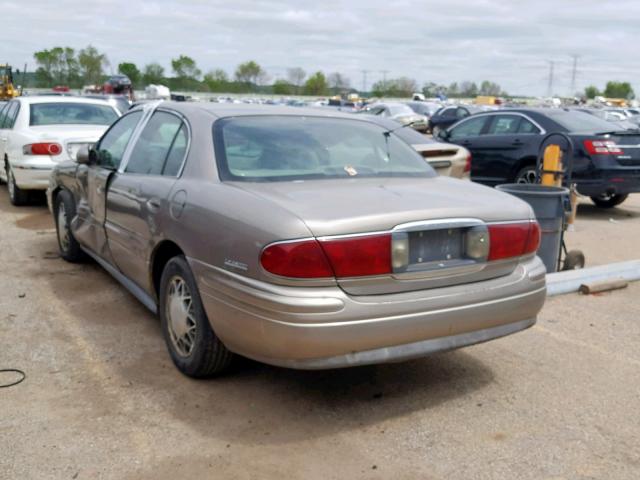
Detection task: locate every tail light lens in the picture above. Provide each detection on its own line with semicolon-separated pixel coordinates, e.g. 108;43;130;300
464;151;472;173
260;240;333;278
487;221;540;261
23;142;63;156
584;140;623;155
319;234;391;277
261;234;392;279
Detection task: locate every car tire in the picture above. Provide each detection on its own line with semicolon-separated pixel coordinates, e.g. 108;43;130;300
590;193;628;208
515;166;538;184
159;255;233;377
54;190;86;262
6;165;29;206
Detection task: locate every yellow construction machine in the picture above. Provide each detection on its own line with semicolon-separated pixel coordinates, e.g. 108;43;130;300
0;64;20;100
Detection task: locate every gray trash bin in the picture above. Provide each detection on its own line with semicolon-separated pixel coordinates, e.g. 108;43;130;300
496;184;569;273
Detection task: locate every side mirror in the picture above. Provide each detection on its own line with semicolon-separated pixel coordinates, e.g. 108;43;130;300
436;129;450;141
76;146;95;165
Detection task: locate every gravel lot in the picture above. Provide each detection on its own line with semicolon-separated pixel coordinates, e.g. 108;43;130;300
1;190;639;479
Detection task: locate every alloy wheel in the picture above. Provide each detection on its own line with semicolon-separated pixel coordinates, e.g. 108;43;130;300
166;275;197;357
516;168;537;184
57;205;70;252
7;168;15;200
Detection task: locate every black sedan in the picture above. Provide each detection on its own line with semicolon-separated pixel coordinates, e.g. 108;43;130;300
437;108;640;207
429;105;486;136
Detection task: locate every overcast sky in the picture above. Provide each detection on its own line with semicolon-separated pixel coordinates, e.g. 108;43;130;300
4;0;639;96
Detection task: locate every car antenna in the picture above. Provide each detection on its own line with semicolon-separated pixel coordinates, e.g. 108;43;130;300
382;121;416;162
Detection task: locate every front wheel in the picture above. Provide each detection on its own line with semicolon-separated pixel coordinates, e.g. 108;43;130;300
159;256;233;377
7;166;29;206
590;193;628;208
54;190;86;262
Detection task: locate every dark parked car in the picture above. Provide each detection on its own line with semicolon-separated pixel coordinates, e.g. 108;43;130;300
429;105;485;136
47;102;545;377
437;108;640;207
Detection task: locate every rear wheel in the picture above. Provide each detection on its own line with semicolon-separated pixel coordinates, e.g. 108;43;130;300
590;193;628;208
515;165;538;184
6;165;29;206
159;256;233;377
54;190;85;262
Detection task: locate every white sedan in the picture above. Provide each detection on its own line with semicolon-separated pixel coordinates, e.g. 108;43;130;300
0;96;120;205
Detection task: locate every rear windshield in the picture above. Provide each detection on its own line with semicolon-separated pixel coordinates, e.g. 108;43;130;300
214;116;436;182
388;104;415;116
30;102;118;126
545;110;621;133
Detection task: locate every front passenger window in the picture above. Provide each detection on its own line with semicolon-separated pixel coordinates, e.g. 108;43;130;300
95;111;143;169
449;116;487;139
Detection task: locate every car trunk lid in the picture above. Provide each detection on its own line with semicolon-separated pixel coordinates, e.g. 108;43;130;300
235;176;535;295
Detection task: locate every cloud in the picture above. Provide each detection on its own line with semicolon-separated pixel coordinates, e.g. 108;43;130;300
4;0;639;96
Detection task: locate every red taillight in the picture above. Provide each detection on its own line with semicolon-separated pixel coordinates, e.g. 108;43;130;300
319;234;391;277
583;140;623;155
261;234;392;279
260;240;334;278
487;221;540;261
464;152;472;173
23;142;62;156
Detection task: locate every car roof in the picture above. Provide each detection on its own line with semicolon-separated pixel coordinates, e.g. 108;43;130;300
148;101;363;120
17;95;116;107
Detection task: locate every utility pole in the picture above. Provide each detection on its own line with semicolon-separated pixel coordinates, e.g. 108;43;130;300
547;61;554;97
380;69;389;86
570;54;579;96
361;70;369;94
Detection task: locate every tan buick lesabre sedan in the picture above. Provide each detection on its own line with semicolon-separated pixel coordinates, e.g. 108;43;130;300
48;102;546;377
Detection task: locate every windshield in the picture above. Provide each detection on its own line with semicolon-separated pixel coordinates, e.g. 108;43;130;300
30;102;118;126
388;104;415;116
545;110;622;133
214;116;436;182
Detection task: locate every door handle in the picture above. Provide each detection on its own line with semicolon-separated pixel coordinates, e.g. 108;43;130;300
512;139;523;145
460;140;471;146
146;198;161;212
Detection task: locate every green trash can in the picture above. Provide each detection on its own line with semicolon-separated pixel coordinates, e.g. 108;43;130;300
496;184;570;273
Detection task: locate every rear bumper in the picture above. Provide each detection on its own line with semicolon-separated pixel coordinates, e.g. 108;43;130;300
575;168;640;196
190;256;547;369
11;158;56;190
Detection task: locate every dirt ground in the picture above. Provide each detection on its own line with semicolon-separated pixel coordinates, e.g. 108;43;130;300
1;190;639;480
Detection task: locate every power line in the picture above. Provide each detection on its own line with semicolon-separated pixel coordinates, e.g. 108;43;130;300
547;61;555;97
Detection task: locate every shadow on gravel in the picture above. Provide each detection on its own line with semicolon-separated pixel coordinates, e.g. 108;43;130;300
576;201;640;221
123;343;494;447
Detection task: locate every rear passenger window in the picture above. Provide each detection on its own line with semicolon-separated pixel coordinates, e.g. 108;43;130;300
455;108;469;119
162;125;188;176
125;111;187;176
487;115;521;135
518;118;541;134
